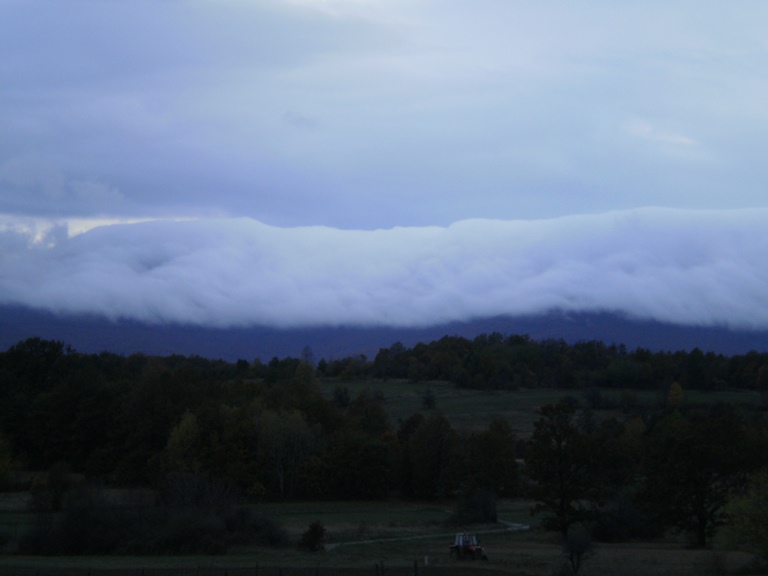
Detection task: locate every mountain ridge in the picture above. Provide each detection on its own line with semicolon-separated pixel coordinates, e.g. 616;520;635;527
1;305;767;361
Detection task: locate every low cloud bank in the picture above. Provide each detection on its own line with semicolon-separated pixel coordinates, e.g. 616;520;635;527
1;208;767;330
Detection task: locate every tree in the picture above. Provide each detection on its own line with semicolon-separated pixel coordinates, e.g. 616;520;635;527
640;406;752;547
163;411;202;473
324;391;396;499
326;429;395;499
563;526;594;574
299;521;325;551
300;346;315;366
257;409;315;499
727;468;768;560
525;402;602;537
667;381;685;408
332;385;351;408
0;432;13;487
422;388;436;410
464;418;520;498
294;361;315;387
405;412;459;499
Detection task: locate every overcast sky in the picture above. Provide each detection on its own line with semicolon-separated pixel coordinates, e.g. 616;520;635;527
1;1;767;330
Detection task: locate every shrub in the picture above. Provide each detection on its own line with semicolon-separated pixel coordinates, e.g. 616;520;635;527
422;388;436;410
332;386;351;408
56;507;133;554
592;496;659;543
223;506;291;547
299;521;325;552
0;526;12;551
563;527;594;574
19;508;143;555
17;520;56;555
143;510;227;555
18;503;290;555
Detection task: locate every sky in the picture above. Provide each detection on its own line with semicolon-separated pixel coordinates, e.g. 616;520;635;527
1;1;767;330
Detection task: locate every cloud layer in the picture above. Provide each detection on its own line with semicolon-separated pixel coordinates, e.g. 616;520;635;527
1;208;766;330
2;2;768;228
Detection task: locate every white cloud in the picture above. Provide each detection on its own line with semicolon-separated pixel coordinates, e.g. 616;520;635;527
626;119;697;147
0;156;125;216
0;208;766;330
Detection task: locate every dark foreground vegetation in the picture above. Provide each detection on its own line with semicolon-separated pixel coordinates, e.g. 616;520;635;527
1;334;768;565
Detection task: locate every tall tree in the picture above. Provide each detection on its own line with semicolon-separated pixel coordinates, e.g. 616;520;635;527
727;468;768;560
526;402;602;537
257;409;315;499
324;391;396;499
640;406;752;547
406;412;460;499
163;410;202;474
464;418;520;498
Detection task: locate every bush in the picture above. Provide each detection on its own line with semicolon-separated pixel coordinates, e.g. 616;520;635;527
57;507;134;554
0;526;12;551
299;521;325;552
563;527;594;574
223;506;291;547
143;510;227;555
19;508;147;556
422;388;436;410
592;496;659;543
18;503;290;555
17;521;54;555
332;386;351;408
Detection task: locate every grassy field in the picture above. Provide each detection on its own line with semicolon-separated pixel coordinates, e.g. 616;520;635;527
316;378;762;436
317;378;580;436
1;498;762;576
1;381;764;575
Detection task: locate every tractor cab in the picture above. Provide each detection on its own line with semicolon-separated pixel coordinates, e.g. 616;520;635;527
449;532;487;560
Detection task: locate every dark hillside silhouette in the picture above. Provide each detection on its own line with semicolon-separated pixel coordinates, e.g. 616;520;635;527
2;306;767;361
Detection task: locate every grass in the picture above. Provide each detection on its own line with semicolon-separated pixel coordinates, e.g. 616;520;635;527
2;380;764;575
259;500;455;543
316;378;585;436
316;378;761;437
1;497;764;575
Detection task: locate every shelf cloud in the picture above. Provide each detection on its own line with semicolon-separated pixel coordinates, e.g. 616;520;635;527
2;3;767;337
1;208;766;330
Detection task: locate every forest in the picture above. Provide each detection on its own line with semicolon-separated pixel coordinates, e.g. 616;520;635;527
1;334;768;558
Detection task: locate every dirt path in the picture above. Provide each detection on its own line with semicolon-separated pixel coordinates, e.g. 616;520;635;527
326;518;530;551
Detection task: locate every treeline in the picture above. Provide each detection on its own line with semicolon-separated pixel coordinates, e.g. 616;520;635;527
0;338;519;503
525;398;768;550
2;336;768;553
322;333;768;392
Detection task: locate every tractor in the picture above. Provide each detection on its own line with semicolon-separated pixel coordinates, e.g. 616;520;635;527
449;532;488;560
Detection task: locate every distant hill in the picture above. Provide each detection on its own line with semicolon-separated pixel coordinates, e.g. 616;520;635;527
1;305;768;361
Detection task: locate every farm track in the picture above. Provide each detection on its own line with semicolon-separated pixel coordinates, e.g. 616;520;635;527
327;519;530;550
0;524;531;576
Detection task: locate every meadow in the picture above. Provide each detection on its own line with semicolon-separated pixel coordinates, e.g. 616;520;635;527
1;498;761;576
315;378;762;436
1;381;764;575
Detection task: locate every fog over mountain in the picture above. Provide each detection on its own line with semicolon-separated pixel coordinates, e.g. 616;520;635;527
2;2;767;359
2;208;768;359
2;307;767;362
1;209;766;330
